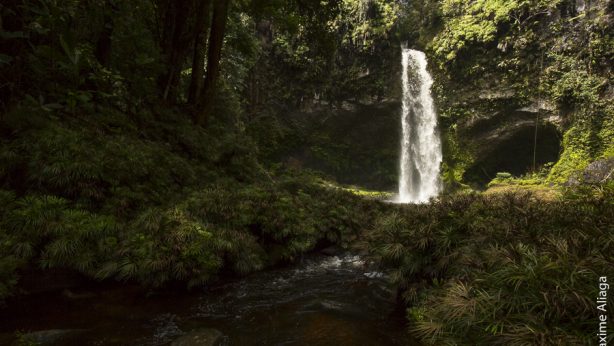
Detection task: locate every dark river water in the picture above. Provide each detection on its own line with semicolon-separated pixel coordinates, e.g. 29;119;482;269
0;254;415;345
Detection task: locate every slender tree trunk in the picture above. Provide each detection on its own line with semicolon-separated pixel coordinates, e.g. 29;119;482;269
188;0;212;105
194;0;230;126
157;0;176;96
158;0;191;103
94;0;117;66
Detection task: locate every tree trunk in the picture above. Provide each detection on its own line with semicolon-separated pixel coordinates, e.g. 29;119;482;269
194;0;230;126
94;0;118;66
158;0;192;103
188;0;213;105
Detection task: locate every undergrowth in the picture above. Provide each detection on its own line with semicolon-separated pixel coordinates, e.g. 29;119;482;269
368;184;614;344
0;105;379;301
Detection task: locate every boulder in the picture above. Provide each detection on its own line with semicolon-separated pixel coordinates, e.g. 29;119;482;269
565;157;614;186
582;157;614;184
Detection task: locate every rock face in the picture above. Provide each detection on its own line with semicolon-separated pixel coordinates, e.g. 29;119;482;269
171;328;224;346
435;81;563;187
459;106;562;186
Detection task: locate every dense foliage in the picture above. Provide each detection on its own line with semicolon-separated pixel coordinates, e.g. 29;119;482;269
0;0;392;302
0;104;378;299
368;185;613;344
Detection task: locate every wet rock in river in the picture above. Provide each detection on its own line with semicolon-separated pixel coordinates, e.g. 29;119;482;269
16;329;85;345
61;288;97;300
320;246;342;256
171;328;224;346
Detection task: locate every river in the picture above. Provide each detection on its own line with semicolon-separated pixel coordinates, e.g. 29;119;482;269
0;254;414;345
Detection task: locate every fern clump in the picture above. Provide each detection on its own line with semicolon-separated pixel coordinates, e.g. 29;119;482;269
0;101;377;301
95;207;225;288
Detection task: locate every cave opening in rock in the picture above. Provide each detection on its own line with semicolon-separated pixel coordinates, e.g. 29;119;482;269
464;122;562;187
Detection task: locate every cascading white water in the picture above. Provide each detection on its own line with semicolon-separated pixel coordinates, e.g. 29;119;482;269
398;48;442;203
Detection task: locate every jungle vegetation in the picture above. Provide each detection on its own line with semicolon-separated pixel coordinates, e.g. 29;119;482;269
0;0;612;344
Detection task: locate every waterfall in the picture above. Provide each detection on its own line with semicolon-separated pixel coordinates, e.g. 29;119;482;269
398;48;442;203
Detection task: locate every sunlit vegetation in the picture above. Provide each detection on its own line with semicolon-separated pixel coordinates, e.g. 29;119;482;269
484;170;561;201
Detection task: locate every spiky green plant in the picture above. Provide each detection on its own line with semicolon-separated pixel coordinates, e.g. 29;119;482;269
368;184;614;344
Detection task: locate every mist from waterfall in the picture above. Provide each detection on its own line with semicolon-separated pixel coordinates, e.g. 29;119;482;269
397;48;442;203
